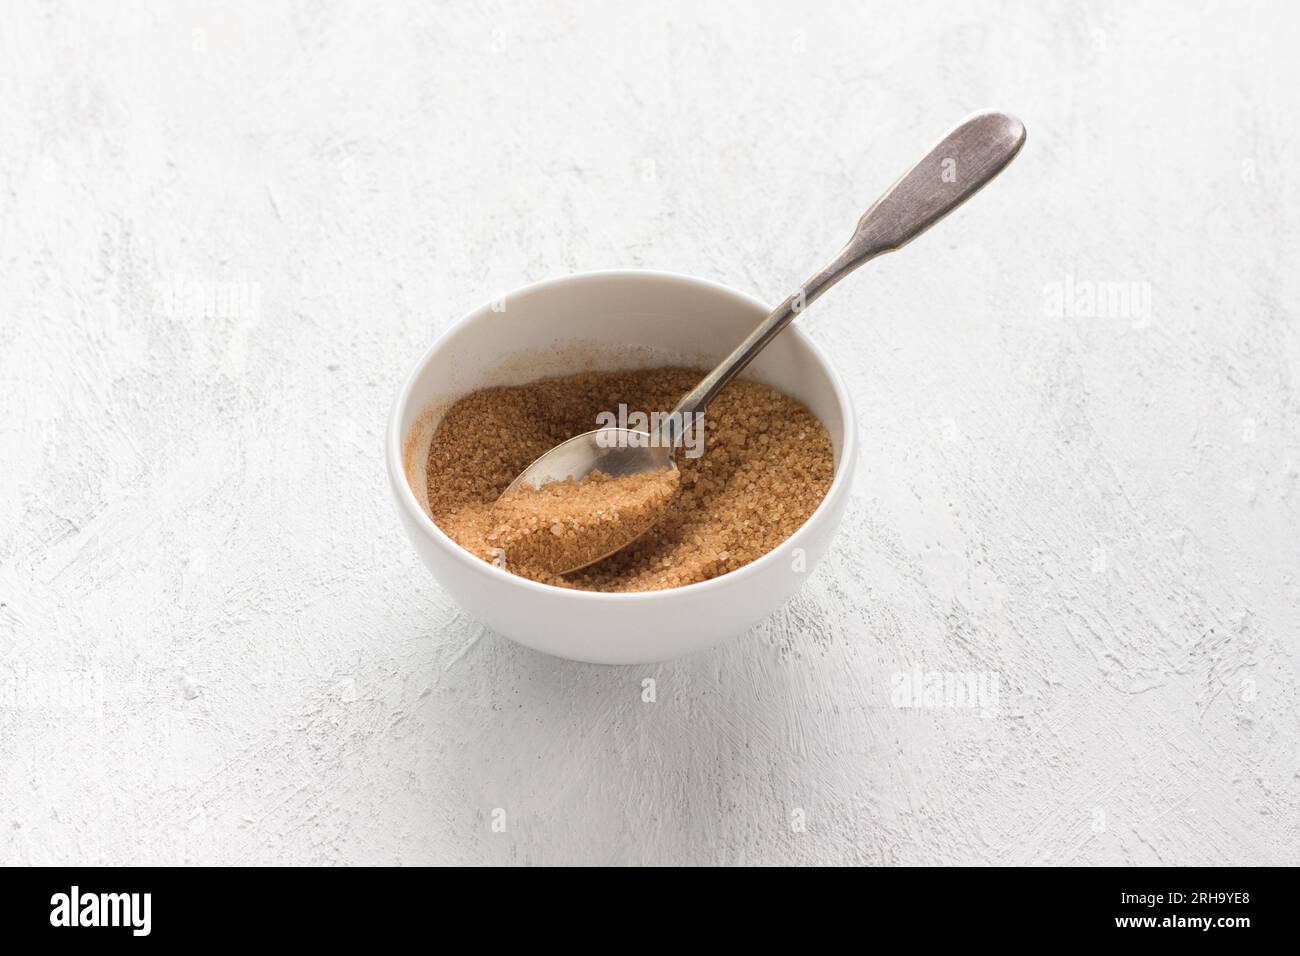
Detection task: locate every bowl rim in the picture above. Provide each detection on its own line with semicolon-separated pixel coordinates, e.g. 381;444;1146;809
386;268;858;603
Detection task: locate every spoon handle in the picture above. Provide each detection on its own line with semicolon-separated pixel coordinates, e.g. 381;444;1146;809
670;110;1026;425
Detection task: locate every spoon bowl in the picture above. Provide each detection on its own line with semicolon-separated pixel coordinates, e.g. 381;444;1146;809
501;428;673;495
496;428;679;575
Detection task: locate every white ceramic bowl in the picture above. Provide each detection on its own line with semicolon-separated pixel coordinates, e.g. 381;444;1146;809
387;271;857;664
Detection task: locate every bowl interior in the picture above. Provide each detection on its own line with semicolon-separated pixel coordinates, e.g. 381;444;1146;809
397;271;848;528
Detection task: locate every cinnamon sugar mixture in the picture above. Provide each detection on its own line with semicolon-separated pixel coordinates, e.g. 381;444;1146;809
425;367;834;592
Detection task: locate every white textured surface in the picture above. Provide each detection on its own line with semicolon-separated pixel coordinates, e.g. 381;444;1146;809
2;0;1298;866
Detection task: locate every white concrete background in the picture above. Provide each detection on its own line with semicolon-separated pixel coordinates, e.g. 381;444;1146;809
1;0;1298;866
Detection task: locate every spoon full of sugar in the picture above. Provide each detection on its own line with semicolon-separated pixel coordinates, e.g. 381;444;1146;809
497;110;1027;574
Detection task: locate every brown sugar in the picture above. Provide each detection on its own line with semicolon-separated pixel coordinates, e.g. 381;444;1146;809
425;367;835;592
486;468;681;577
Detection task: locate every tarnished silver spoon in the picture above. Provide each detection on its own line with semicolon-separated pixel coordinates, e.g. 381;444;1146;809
499;110;1027;572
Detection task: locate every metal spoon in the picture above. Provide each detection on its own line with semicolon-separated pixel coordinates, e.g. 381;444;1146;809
500;110;1027;572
